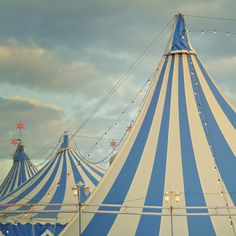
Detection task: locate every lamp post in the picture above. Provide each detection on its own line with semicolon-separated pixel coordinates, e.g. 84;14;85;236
72;182;90;236
164;191;180;236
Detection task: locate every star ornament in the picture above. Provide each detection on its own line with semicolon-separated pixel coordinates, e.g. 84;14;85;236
11;137;18;146
16;121;25;130
110;139;117;149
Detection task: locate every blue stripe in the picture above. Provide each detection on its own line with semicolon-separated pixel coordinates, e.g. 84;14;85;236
135;55;175;235
68;150;88;202
0;155;59;210
0;164;16;195
35;151;67;218
81;159;104;178
195;56;236;128
25;162;30;179
83;58;168;236
0;222;65;236
8;162;19;193
17;162;23;187
19;160;27;185
16;154;62;214
188;55;236;204
26;161;33;177
71;151;98;186
180;54;215;235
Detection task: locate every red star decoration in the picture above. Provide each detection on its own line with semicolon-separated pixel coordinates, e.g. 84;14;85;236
110;139;117;149
16;121;25;130
11;137;18;145
127;124;132;132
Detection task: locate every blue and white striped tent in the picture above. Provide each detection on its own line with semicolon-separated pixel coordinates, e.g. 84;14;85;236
0;140;37;197
0;134;105;235
62;14;236;236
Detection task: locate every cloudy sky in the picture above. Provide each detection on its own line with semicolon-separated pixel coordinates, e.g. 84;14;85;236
0;0;235;179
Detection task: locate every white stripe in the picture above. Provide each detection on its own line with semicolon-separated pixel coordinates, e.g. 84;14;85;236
64;58;167;234
183;54;234;235
71;149;102;183
1;157;60;217
192;56;236;156
58;150;80;224
108;56;170;235
160;54;188;236
197;57;236;113
70;149;96;191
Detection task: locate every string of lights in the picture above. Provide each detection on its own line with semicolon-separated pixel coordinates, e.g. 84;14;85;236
69;17;174;142
184;14;236;22
189;57;236;233
74;72;155;165
188;29;236;36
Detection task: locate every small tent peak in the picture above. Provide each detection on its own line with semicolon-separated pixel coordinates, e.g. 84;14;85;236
61;131;69;148
165;13;196;55
14;141;30;161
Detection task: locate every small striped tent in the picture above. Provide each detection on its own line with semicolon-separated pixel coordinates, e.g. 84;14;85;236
0;134;105;235
62;14;236;236
0;140;37;197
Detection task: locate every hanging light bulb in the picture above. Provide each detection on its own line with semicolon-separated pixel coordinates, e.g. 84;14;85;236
201;30;204;35
227;32;230;37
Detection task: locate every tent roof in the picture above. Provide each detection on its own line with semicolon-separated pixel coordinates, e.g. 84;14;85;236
0;134;105;225
61;14;236;236
0;141;37;197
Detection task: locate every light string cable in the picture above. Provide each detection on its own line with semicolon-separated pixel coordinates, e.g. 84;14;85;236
33;134;63;169
73;72;155;165
184;14;236;37
69;17;174;142
188;56;236;234
184;14;236;22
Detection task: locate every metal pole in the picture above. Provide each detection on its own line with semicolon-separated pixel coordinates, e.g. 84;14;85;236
170;205;173;236
79;202;82;236
77;186;81;236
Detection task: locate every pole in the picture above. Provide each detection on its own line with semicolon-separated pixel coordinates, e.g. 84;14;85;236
170;205;173;236
79;202;82;236
77;186;81;236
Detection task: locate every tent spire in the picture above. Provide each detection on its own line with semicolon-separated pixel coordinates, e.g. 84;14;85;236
165;13;196;55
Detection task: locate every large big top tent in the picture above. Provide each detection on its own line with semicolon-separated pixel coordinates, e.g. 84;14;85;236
0;140;37;198
0;133;105;235
61;14;236;236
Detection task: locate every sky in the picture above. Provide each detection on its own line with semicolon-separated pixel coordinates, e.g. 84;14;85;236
0;0;235;179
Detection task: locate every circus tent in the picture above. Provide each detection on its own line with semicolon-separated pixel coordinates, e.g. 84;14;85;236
61;14;236;236
0;133;105;235
0;140;37;197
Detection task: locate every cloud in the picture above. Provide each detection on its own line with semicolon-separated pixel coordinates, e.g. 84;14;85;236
0;42;109;93
0;96;64;166
204;56;236;104
0;0;235;177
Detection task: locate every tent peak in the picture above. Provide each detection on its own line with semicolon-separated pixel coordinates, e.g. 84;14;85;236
61;132;69;148
14;141;30;161
165;13;196;55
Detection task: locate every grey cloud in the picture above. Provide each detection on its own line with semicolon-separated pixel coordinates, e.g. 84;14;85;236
0;96;64;163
